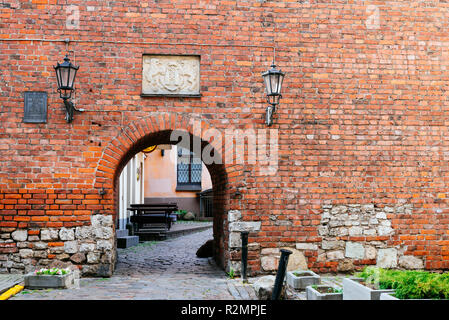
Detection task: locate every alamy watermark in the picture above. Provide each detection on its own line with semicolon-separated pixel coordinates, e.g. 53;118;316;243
366;4;380;30
170;120;279;176
66;5;80;30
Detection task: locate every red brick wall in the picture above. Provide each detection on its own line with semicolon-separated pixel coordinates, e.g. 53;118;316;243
1;0;449;275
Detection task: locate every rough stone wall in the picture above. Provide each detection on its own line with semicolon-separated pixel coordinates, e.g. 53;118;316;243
314;204;424;272
2;214;115;276
1;1;449;275
244;204;425;274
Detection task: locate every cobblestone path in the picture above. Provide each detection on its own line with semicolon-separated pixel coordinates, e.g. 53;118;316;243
0;274;23;294
12;228;241;300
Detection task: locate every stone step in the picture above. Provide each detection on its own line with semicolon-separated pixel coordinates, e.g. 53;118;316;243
116;229;129;238
117;235;139;248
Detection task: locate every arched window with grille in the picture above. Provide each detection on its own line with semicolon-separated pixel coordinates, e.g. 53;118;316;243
176;146;202;191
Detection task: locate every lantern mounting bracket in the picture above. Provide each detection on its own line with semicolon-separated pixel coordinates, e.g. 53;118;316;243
62;98;74;123
266;105;274;127
62;98;84;123
54;54;80;123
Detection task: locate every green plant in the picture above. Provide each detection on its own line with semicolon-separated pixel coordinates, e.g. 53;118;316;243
94;278;110;282
355;267;449;299
311;285;342;294
34;268;70;276
228;267;236;279
175;210;187;220
293;272;310;277
138;240;157;247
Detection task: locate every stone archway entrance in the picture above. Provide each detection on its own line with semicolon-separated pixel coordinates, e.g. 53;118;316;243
94;113;231;274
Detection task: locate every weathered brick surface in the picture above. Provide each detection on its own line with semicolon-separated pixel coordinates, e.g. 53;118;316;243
1;1;449;275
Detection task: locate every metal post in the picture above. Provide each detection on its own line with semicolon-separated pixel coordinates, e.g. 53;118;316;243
271;249;292;300
241;231;249;283
126;223;133;236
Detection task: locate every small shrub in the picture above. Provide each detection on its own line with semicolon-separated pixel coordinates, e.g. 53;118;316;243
175;209;187;220
355;267;449;299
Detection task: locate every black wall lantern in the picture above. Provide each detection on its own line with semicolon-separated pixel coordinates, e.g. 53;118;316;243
54;54;79;123
262;63;285;126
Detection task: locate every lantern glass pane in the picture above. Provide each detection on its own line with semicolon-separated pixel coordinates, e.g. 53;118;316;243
60;67;70;88
277;73;284;95
55;67;62;88
270;73;280;95
68;68;77;88
263;74;272;95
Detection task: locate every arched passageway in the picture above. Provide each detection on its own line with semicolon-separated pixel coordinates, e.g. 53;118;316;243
94;113;231;271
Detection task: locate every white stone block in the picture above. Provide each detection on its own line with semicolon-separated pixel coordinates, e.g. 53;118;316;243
229;232;241;248
75;226;93;239
398;255;424;269
59;228;75;241
296;243;318;251
96;240;113;251
64;241;78;254
11;230;28;242
349;226;363;236
345;242;365;259
327;250;344;260
79;243;95;253
41;229;58;241
228;221;261;232
377;248;398;268
228;210;241;222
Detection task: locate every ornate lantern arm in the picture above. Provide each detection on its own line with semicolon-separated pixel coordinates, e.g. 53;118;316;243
62;98;74;123
54;54;80;123
262;63;285;126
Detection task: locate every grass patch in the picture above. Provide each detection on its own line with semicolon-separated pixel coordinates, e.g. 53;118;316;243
120;240;159;253
311;285;342;294
137;241;158;247
94;278;110;282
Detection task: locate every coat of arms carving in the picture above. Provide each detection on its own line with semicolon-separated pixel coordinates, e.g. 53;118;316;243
142;55;200;96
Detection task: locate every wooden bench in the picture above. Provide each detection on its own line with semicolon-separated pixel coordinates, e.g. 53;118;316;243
128;203;178;238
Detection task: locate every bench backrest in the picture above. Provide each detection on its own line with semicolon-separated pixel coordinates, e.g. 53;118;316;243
130;203;178;208
128;203;179;216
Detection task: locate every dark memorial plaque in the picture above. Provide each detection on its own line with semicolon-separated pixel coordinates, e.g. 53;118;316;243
23;91;47;123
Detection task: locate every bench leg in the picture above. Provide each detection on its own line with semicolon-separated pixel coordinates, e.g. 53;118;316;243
126;222;135;236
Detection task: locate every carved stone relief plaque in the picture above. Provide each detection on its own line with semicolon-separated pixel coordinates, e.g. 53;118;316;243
142;55;200;96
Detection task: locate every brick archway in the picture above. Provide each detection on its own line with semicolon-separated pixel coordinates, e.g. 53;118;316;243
94;112;232;270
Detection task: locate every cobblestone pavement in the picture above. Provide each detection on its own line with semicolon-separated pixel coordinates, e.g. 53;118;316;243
12;228;247;300
0;274;23;294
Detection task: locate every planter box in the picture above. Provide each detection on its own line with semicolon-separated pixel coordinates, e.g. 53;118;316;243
343;277;395;300
380;292;399;300
306;285;343;300
287;270;320;290
24;272;74;289
380;292;434;300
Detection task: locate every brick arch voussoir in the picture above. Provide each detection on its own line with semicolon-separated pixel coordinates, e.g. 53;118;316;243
93;112;225;192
